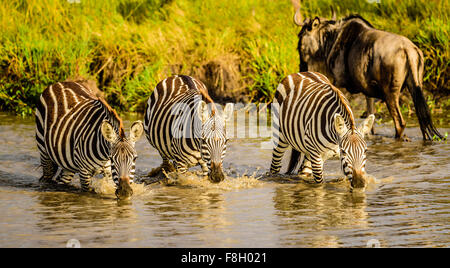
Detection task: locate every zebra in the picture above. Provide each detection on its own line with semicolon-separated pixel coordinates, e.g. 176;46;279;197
144;75;233;183
269;72;375;188
35;81;144;198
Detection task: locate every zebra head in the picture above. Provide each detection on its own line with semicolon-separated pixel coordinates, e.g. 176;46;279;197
198;101;233;183
101;120;144;198
334;114;375;188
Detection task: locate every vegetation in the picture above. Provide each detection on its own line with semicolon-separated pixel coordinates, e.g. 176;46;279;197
0;0;448;117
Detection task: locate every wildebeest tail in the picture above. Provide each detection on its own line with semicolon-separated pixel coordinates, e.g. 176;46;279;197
406;48;442;140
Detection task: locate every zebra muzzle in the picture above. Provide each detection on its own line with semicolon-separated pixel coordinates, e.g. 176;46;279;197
208;162;225;183
351;168;367;188
116;177;133;198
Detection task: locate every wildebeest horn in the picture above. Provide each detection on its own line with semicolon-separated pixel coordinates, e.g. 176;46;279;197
291;0;304;26
294;9;304;26
330;6;336;20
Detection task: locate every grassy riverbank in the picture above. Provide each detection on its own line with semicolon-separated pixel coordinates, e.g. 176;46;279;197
0;0;448;116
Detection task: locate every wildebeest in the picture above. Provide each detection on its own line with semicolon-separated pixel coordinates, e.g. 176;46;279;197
292;2;442;141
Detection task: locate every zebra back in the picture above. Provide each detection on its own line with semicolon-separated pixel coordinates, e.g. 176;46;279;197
36;81;124;173
144;75;214;162
275;72;356;152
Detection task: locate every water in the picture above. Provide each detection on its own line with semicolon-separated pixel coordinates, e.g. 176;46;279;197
0;112;449;247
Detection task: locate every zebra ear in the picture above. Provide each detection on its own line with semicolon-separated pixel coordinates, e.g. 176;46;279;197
358;114;375;136
198;100;209;123
101;120;118;143
223;103;233;122
334;113;347;138
129;120;144;143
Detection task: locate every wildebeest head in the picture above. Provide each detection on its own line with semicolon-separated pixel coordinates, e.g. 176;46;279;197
198;101;233;183
294;4;337;72
334;114;375;188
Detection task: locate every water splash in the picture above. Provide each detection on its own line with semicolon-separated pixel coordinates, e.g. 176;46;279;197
160;170;264;191
90;177;149;197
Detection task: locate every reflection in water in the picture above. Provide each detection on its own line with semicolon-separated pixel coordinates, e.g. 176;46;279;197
0;112;449;247
272;183;369;247
33;191;138;247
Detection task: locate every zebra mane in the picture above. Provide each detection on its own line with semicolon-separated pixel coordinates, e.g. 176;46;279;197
197;81;216;116
98;97;126;139
329;85;356;132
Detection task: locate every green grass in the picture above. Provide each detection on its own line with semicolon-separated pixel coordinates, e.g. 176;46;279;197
0;0;448;116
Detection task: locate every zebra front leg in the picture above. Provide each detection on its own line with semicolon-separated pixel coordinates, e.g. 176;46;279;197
55;169;75;185
269;136;289;174
298;158;312;178
199;159;209;179
79;171;94;192
309;153;324;184
39;152;59;183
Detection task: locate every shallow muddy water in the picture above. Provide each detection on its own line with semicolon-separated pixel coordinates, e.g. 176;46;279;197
0;112;449;247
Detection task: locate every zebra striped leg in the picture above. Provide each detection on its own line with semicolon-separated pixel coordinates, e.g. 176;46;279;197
55;169;75;185
199;159;208;178
270;136;290;174
298;158;312;177
309;153;324;183
174;161;188;174
79;171;93;192
161;157;175;173
39;152;58;183
101;160;113;182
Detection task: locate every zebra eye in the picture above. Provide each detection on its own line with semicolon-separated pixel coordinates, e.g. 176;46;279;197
340;150;347;156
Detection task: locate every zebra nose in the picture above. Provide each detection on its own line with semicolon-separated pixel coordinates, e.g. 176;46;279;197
116;177;133;199
351;168;366;188
208;162;225;183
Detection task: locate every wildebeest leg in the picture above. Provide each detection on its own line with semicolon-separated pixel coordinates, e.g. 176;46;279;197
366;97;376;134
100;160;112;181
385;93;408;141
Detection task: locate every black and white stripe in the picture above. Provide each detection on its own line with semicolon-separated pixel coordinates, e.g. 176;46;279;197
144;75;232;182
35;81;143;197
269;72;374;187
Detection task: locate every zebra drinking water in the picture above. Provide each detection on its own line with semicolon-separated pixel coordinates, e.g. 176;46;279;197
269;72;375;188
144;75;233;183
35;81;144;198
